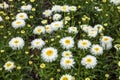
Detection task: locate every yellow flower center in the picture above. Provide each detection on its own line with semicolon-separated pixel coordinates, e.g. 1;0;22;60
82;41;87;46
103;38;109;41
94;47;99;52
19;15;24;18
65;53;70;56
72;27;75;30
16;21;21;24
86;58;92;63
62;77;68;80
65;60;71;64
37;28;42;32
6;63;11;67
35;42;40;45
45;27;50;30
62;6;67;11
54;23;59;27
24;6;28;8
45;11;49;14
65;39;70;44
46;50;53;56
14;40;19;44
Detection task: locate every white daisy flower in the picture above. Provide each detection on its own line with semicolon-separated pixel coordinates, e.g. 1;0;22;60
60;74;72;80
12;19;26;29
100;36;113;50
33;26;45;35
100;36;113;44
78;40;91;49
90;44;103;55
60;57;75;69
69;6;77;12
61;5;70;12
9;37;25;50
59;37;74;49
21;4;32;11
0;2;9;9
31;38;45;49
68;26;78;34
43;9;52;17
80;25;93;33
101;42;113;50
4;61;15;71
94;24;104;33
52;5;61;12
81;55;97;69
51;21;63;31
88;29;98;38
16;12;28;20
45;24;53;33
62;50;73;58
41;47;58;62
110;0;120;5
0;16;3;22
53;14;62;21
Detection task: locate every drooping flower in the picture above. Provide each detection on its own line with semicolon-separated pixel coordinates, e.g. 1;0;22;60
100;36;113;50
94;24;104;33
